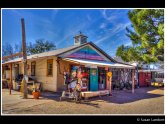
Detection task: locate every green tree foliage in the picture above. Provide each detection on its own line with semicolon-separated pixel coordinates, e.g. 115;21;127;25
27;39;56;55
2;44;14;62
2;43;22;57
2;43;14;57
116;9;164;64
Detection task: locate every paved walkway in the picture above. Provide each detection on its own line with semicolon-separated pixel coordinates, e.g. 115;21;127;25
2;87;164;115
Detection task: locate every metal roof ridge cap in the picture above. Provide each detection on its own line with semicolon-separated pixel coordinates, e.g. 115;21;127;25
56;42;90;56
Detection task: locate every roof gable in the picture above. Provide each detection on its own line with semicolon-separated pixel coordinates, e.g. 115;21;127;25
58;43;113;62
66;46;107;61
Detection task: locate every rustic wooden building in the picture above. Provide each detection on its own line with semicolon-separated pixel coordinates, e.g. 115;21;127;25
2;33;136;92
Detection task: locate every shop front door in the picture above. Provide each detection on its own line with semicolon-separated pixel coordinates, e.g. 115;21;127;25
90;68;98;91
98;68;106;90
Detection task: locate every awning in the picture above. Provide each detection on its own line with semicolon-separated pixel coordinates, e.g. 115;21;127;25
63;58;135;69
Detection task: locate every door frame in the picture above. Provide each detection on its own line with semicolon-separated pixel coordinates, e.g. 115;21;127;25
90;68;98;91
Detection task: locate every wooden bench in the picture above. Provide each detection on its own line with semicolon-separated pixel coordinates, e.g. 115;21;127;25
81;90;110;99
60;91;75;101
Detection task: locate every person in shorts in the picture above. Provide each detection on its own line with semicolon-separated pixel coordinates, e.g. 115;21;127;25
74;82;82;102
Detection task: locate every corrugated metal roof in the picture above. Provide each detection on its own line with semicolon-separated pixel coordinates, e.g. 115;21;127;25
113;57;129;64
113;56;137;66
2;44;82;64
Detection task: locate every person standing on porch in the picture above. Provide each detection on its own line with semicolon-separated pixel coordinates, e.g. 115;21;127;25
64;71;70;91
74;82;82;102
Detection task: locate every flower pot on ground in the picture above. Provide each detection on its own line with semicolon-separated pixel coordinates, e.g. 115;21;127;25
32;90;40;99
32;83;40;99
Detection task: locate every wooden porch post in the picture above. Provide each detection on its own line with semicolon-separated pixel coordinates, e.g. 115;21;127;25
132;69;135;93
109;76;112;96
9;63;12;95
106;71;109;90
105;67;109;90
107;71;112;96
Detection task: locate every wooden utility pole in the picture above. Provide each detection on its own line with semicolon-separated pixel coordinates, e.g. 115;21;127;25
21;18;28;99
9;63;12;95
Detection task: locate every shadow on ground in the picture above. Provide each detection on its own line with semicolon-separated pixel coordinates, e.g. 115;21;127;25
90;87;164;104
40;92;100;108
40;87;164;105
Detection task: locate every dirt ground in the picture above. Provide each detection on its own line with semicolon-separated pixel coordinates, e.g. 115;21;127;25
2;87;164;115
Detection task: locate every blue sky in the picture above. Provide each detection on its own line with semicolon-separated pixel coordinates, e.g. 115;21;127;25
2;9;132;57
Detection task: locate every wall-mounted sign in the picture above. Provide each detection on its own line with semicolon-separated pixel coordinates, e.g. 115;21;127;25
92;70;97;76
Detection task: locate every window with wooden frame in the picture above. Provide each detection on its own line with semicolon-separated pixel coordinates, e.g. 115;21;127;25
31;61;36;76
47;59;53;76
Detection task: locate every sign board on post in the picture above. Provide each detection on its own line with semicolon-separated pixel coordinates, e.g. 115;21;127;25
107;72;112;78
107;71;112;96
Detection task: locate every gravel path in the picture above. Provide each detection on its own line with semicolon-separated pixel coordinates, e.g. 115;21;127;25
2;87;164;115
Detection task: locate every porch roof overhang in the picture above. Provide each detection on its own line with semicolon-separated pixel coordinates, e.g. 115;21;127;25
2;58;22;65
138;69;164;73
63;58;135;69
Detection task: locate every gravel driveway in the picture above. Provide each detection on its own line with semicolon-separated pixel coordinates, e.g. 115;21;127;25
2;87;164;115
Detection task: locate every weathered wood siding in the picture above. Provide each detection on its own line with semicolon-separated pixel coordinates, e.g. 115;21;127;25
17;56;57;92
57;60;72;91
34;57;57;92
19;63;23;74
5;70;10;79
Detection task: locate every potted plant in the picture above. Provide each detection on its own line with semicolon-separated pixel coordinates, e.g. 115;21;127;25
32;83;40;99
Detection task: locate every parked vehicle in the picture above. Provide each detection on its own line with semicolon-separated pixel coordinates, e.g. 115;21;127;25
151;82;164;87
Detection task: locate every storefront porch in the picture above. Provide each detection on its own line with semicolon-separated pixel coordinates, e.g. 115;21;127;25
62;58;136;94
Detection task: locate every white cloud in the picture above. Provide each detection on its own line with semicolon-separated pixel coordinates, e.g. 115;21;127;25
102;9;117;22
51;10;58;20
95;22;131;44
100;23;106;29
55;22;89;47
95;35;110;44
55;13;102;47
94;9;132;45
124;41;132;46
86;14;92;21
10;10;20;17
10;10;59;42
101;9;129;24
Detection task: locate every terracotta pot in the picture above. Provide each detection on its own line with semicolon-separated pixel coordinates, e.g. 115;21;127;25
32;91;40;99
